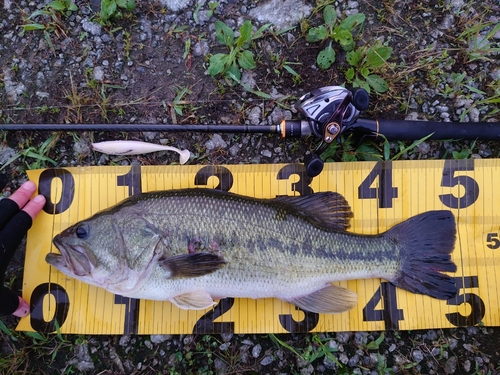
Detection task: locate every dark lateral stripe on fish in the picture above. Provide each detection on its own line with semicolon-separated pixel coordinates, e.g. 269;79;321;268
159;253;226;279
387;210;457;300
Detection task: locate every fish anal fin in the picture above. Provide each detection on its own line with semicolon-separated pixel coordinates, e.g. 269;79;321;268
160;253;226;279
284;284;358;314
274;192;353;231
172;291;215;310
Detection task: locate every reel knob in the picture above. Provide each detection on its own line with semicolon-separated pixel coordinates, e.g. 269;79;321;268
352;88;370;111
304;153;324;178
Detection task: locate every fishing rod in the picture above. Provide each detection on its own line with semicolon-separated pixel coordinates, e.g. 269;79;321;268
2;86;499;177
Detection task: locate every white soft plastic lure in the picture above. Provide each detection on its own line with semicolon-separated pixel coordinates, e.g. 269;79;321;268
92;141;190;164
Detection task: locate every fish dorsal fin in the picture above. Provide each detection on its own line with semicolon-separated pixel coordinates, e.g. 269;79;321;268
283;284;358;314
171;291;215;310
160;253;226;279
273;192;353;231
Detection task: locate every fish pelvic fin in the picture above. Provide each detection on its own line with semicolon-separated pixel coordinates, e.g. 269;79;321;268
388;210;457;300
284;284;358;314
273;192;353;231
160;253;226;279
171;291;215;310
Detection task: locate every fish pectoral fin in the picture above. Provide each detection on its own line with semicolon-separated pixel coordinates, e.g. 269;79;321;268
171;291;215;310
284;284;358;314
160;252;226;279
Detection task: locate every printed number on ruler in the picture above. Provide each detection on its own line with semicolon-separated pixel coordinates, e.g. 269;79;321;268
114;165;142;334
30;169;74;332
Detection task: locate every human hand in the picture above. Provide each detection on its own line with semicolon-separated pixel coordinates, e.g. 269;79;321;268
0;177;46;317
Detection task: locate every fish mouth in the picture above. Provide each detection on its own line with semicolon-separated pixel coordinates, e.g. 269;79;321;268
48;235;93;276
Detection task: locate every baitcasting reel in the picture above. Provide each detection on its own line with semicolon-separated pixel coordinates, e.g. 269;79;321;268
294;86;370;177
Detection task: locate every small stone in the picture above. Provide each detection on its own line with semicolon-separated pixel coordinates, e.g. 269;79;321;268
260;149;272;158
150;334;171;344
219;342;230;351
426;330;439;341
463;359;471;372
247;106;262;125
252;344;262;358
214;358;228;372
119;335;130;347
336;332;351;344
229;144;241;157
82;20;102;36
193;40;209;56
348;354;360;367
412;349;424;363
339;352;349;365
431;347;441;357
260;355;273;366
205;134;227;151
445;356;457;374
144;340;153;350
93;66;104;81
220;333;233;342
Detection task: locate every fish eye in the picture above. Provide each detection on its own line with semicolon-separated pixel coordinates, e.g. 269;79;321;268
76;223;90;239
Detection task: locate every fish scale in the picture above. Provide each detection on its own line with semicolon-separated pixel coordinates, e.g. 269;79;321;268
48;188;457;314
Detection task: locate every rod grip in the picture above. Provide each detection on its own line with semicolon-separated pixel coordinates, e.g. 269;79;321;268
350;118;500;141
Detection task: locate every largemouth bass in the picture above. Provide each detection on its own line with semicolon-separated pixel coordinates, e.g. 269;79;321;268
48;189;457;314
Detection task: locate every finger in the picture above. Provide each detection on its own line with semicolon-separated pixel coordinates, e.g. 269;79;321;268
21;195;46;221
8;180;37;209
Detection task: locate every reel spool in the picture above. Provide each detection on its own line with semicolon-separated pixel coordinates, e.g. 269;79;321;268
295;86;369;177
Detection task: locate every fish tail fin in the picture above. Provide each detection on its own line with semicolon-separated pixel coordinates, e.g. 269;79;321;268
387;210;457;299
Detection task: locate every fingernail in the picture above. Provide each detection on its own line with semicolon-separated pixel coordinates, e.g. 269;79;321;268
21;180;36;191
33;195;46;203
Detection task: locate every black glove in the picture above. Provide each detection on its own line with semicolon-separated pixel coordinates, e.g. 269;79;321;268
0;175;33;315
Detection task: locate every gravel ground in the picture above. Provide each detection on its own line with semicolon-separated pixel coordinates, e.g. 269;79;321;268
1;0;500;373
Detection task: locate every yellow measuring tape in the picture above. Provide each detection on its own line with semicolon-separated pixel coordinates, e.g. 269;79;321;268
17;160;500;334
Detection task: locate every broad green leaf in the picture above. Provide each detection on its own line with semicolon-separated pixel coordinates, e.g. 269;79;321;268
27;9;51;19
323;5;337;27
47;0;66;10
306;25;327;42
215;20;234;46
334;28;354;51
345;67;355;80
237;49;256;70
346;49;362;67
360;67;370;78
366;46;392;68
68;2;78;11
317;44;335;70
354;77;371;93
116;0;135;10
226;63;241;81
366;74;388;93
207;53;228;76
237;20;252;47
338;13;365;31
101;0;117;20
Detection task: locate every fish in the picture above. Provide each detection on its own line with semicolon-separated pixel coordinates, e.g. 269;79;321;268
47;189;457;314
